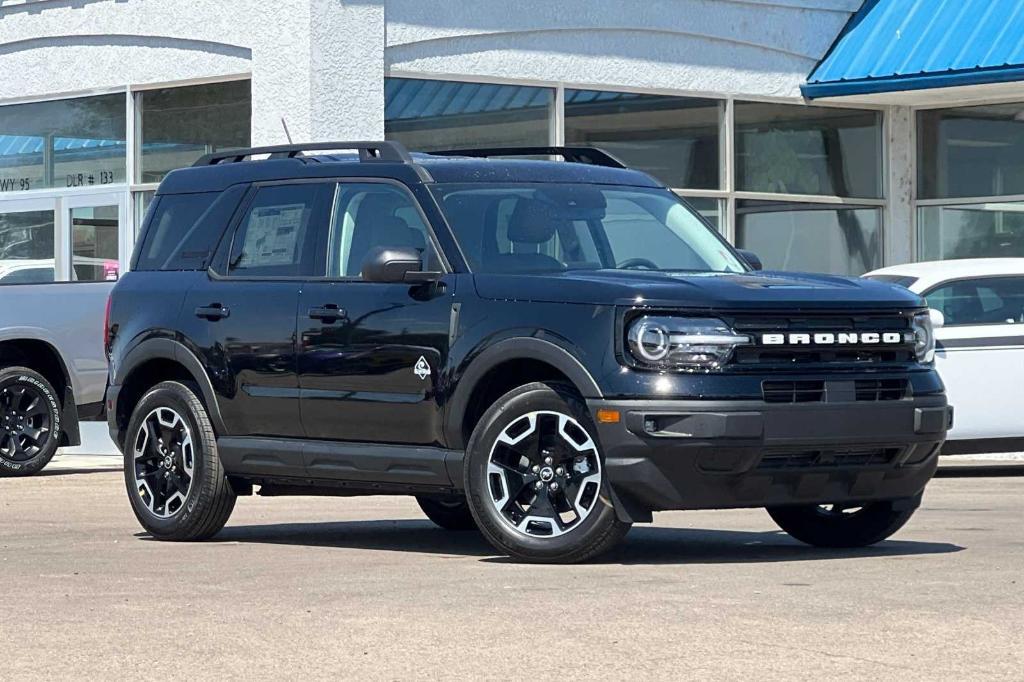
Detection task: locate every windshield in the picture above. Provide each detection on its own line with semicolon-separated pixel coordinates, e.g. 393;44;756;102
431;183;746;274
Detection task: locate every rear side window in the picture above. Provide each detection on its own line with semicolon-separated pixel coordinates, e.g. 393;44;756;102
134;188;245;271
226;183;333;277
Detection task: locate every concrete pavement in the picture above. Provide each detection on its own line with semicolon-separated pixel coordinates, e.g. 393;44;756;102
1;470;1021;680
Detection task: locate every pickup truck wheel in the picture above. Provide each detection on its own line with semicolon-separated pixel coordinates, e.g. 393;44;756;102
465;381;630;563
0;367;62;477
767;500;918;548
416;494;477;530
124;381;235;541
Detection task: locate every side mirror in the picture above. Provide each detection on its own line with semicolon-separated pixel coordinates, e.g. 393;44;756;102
361;246;439;283
737;249;763;271
929;308;945;329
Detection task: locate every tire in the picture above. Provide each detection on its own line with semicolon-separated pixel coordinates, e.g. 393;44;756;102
0;366;63;477
416;494;477;531
767;499;919;548
123;381;235;541
464;381;630;563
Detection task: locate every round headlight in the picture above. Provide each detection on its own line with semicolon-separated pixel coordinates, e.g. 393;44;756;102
626;316;750;370
628;318;671;362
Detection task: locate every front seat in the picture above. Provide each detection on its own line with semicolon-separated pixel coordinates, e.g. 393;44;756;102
484;199;565;273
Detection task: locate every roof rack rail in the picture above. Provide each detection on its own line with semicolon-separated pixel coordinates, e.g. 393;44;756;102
427;146;627;169
193;141;412;167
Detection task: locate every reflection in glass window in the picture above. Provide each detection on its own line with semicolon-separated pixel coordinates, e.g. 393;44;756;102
735;102;882;198
564;90;720;189
385;78;553;151
678;196;721;232
918;202;1024;260
0;94;126;192
918;103;1024;200
736;200;882;276
139;80;251;183
0;210;55;283
71;205;120;282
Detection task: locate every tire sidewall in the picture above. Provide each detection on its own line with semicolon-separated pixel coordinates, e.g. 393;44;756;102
464;382;619;561
0;367;62;477
123;382;214;537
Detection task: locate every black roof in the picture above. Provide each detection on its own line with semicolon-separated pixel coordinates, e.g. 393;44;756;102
156;143;664;195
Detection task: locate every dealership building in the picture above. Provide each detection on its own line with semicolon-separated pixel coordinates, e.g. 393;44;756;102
2;0;1024;284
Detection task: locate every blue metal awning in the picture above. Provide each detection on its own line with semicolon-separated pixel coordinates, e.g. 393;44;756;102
803;0;1024;99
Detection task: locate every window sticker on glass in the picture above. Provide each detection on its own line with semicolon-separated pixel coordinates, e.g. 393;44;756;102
238;204;306;267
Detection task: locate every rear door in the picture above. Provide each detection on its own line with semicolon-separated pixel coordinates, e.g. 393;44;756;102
183;181;334;439
297;180;453;446
925;275;1024;440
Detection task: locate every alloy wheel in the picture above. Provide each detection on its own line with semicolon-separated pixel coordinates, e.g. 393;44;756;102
133;407;195;518
0;384;52;461
486;410;602;537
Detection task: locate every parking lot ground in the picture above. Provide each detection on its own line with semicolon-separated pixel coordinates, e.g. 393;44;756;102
1;472;1021;680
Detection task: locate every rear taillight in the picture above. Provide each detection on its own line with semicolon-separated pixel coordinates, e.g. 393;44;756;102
103;294;113;359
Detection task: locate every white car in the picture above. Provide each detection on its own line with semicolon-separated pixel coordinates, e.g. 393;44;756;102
865;258;1024;454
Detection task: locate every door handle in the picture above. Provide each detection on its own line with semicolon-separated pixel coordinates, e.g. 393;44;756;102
308;304;347;323
195;304;230;321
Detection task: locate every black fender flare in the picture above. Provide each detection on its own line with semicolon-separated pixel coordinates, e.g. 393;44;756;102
443;337;603;449
115;338;227;436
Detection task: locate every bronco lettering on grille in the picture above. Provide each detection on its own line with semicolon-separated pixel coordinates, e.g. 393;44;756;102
762;332;909;345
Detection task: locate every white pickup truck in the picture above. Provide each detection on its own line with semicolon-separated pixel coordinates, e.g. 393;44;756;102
0;282;113;475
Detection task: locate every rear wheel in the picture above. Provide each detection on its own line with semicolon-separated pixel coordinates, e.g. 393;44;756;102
124;381;235;541
416;494;477;531
767;499;919;548
465;382;630;563
0;367;62;477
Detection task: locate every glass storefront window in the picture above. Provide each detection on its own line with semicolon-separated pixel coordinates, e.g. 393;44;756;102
385;78;553;151
139;80;251;183
0;94;126;193
564;90;720;189
918;103;1024;200
734;102;882;199
71;204;120;281
0;209;55;283
736;200;882;276
918;202;1024;261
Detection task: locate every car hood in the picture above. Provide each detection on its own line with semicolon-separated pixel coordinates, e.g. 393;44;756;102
472;269;925;310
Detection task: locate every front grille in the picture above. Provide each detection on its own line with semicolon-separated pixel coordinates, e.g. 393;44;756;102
757;447;902;471
854;378;908;401
762;380;825;403
761;378;909;403
725;311;916;369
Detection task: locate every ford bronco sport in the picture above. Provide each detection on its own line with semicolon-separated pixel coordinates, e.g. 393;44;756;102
105;142;951;563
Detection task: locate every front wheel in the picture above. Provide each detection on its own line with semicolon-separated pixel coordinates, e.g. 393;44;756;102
464;382;630;563
123;381;235;541
767;499;919;548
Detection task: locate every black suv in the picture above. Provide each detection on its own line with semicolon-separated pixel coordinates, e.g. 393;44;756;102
106;142;951;563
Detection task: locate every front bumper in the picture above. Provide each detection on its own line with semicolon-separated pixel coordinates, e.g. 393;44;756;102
588;395;951;519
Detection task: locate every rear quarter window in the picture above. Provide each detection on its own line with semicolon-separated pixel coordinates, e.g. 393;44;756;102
133;186;246;271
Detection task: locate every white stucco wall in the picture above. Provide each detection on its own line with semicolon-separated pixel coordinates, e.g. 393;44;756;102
385;0;861;98
0;0;386;144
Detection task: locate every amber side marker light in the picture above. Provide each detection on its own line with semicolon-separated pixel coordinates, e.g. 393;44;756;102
596;409;621;424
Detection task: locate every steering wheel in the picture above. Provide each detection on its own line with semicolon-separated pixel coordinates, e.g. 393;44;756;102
617;257;659;270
